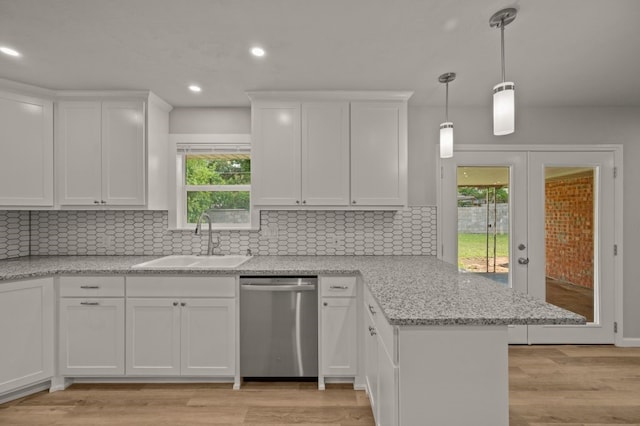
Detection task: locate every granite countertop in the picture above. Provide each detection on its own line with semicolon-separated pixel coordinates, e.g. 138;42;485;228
0;255;585;326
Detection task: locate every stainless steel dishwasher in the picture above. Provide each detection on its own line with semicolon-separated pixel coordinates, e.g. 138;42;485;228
240;276;318;379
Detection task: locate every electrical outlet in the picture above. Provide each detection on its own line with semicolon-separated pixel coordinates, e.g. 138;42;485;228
326;234;344;249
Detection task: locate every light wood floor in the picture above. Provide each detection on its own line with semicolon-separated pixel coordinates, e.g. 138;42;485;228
1;345;639;425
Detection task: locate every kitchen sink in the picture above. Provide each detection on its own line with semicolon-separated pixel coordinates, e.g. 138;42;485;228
132;255;253;269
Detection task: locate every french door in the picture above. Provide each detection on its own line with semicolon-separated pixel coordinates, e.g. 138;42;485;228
441;147;617;344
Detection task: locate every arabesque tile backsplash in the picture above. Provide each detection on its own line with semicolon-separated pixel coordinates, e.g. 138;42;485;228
0;207;436;259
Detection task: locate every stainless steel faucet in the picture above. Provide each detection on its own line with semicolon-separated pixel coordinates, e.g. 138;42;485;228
194;212;220;256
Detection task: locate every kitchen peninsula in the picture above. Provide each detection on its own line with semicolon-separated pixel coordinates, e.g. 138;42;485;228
0;255;584;426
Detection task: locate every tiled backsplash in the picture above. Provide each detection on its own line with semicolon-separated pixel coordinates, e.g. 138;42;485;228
23;208;436;256
0;211;30;259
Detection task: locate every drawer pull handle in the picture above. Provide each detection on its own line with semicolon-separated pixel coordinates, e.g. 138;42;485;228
368;304;376;315
330;285;349;290
80;301;100;306
80;285;100;289
368;326;377;336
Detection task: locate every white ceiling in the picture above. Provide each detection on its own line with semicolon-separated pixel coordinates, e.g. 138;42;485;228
1;0;639;108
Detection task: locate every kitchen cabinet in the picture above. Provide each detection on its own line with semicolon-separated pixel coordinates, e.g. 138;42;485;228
301;102;350;205
58;277;125;376
248;92;410;209
0;90;53;207
251;101;349;206
320;276;358;377
126;276;236;377
0;278;54;395
363;285;509;426
56;100;145;206
350;101;407;206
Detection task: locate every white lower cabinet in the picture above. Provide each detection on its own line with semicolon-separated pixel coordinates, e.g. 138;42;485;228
125;276;237;377
0;278;54;394
59;298;125;375
58;276;126;376
126;298;181;375
320;276;358;377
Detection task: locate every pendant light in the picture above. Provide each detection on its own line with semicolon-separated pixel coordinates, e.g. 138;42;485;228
490;8;517;136
439;72;456;158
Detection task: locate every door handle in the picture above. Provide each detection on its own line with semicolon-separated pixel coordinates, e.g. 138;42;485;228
518;257;530;265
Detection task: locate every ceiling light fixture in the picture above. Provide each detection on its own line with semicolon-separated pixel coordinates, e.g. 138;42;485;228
0;46;21;57
490;7;517;136
250;46;265;57
438;72;456;159
189;85;202;93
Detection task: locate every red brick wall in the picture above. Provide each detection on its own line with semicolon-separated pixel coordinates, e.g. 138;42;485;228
545;173;594;289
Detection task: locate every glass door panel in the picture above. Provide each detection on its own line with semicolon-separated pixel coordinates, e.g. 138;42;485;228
457;167;510;286
544;167;595;322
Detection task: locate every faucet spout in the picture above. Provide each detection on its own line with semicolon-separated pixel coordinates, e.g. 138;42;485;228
195;212;218;255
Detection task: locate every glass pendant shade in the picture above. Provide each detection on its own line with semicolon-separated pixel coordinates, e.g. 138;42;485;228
440;122;453;158
493;82;515;135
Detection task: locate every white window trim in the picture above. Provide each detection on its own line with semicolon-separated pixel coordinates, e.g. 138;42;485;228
168;133;258;231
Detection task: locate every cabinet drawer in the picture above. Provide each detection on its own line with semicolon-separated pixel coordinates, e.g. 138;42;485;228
364;287;396;362
59;276;125;297
320;276;357;297
126;276;236;298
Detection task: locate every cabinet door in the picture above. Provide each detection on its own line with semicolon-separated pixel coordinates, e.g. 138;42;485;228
377;339;399;426
350;101;407;206
0;278;53;393
301;102;350;205
251;101;301;205
180;298;236;376
321;297;357;376
59;298;125;376
56;101;102;205
101;101;146;205
364;309;378;417
126;298;180;375
0;91;53;206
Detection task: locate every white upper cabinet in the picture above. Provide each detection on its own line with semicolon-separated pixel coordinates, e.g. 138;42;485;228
351;101;407;206
0;90;53;207
248;91;411;209
57;100;145;206
302;102;350;206
251;101;301;205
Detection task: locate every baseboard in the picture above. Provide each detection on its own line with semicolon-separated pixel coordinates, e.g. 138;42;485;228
0;381;51;405
70;376;236;384
617;337;640;347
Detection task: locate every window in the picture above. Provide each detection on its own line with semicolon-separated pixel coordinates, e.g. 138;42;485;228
171;137;253;230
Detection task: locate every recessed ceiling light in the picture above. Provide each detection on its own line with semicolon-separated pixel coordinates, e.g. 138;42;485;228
0;46;21;57
251;47;265;57
189;85;202;93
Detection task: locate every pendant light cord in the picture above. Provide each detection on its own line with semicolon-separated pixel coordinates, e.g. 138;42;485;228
445;81;449;122
500;19;506;83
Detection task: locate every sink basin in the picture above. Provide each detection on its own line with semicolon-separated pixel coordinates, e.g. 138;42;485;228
132;255;252;269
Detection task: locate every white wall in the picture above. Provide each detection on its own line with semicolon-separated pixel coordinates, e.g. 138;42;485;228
170;107;250;134
170;105;640;339
409;105;640;340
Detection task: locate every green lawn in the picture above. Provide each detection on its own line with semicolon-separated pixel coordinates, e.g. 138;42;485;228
458;233;509;259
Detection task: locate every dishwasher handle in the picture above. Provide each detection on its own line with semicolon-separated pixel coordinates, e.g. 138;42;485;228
241;284;316;292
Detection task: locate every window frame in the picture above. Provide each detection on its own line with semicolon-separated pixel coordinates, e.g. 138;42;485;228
168;134;258;231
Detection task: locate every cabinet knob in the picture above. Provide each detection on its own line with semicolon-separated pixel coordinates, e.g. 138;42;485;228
100;200;107;204
94;200;100;204
368;326;377;336
352;200;356;204
368;304;376;315
296;200;300;204
302;200;306;204
323;302;328;306
173;301;179;306
181;302;186;307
